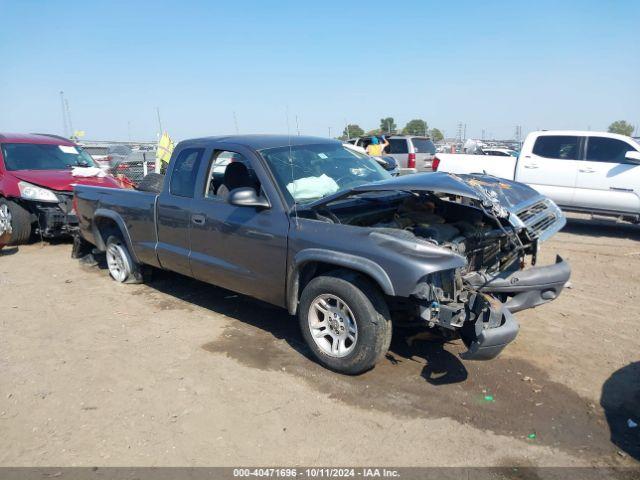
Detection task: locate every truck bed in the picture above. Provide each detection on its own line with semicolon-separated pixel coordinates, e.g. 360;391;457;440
74;185;159;266
435;153;517;179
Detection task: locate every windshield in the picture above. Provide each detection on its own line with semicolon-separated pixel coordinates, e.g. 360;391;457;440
1;143;96;171
260;143;391;205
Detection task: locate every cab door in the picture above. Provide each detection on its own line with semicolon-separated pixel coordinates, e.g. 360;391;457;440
516;134;580;207
188;146;289;307
573;136;640;214
156;147;205;276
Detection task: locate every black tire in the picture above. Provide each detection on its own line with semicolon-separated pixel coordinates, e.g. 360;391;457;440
0;198;32;245
136;172;165;193
105;235;144;284
299;271;392;375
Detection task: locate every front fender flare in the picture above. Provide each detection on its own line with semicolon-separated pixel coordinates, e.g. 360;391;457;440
287;248;395;315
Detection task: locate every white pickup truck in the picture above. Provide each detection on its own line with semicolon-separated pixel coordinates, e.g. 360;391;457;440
433;130;640;222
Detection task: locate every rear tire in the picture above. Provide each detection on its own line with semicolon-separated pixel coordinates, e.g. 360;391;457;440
0;198;32;246
105;235;144;284
299;271;392;375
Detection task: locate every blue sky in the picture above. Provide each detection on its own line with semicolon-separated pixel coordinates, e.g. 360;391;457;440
0;0;638;141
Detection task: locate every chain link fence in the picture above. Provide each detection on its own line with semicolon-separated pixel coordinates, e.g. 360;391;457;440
108;151;157;186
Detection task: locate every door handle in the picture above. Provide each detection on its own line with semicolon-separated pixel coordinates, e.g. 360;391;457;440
191;214;206;225
579;168;595;173
524;163;539;169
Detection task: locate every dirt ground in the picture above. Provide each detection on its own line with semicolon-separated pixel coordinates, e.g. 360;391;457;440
0;214;638;467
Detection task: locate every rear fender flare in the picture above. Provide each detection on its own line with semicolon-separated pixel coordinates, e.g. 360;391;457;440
92;209;140;264
287;248;395;315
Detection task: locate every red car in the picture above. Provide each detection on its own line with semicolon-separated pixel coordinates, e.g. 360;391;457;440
0;133;123;248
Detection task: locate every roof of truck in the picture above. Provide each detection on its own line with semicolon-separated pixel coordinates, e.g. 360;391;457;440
180;134;340;151
0;133;75;145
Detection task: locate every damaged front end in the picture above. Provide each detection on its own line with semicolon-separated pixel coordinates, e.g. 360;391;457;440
18;192;79;239
413;254;570;360
310;172;571;360
403;175;570;359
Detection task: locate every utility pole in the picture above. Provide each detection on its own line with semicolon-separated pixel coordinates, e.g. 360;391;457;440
128;121;132;142
59;91;68;137
233;111;239;134
328;127;332;138
65;98;74;138
296;115;300;136
156;107;163;135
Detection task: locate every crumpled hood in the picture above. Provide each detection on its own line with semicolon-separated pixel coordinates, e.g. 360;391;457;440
308;172;543;214
11;169;122;192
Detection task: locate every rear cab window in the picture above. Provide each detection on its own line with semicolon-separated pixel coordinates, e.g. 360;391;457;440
532;136;579;160
170;148;204;197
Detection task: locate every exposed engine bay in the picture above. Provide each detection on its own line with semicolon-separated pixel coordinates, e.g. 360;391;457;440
313;192;529;276
298;172;570;360
305;188;570;360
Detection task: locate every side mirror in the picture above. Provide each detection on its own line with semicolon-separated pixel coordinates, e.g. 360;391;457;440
625;150;640;164
374;156;398;171
227;187;270;209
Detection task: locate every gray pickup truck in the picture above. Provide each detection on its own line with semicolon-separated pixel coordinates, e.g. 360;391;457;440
73;135;570;374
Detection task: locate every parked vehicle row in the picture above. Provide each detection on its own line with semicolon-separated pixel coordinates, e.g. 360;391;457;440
433;130;640;223
346;135;436;174
73;134;570;374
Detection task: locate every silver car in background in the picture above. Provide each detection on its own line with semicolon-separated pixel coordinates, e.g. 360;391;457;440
347;135;436;174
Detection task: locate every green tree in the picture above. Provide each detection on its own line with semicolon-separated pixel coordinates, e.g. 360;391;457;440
366;128;382;136
429;128;444;142
379;117;397;134
402;119;428;136
608;120;634;136
341;124;364;140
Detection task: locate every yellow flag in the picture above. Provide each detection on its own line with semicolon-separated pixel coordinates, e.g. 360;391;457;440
156;132;175;165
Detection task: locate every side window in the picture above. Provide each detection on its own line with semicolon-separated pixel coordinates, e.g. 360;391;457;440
388;139;409;154
586;137;635;164
204;150;260;199
169;148;204;197
532;136;579;160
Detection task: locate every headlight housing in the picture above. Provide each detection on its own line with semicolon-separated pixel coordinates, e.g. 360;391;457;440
18;181;59;203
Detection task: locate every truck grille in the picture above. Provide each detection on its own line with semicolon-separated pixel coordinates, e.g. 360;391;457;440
517;199;559;239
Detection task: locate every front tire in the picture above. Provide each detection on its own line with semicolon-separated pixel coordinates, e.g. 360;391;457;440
105;235;144;284
299;272;392;375
0;198;32;246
